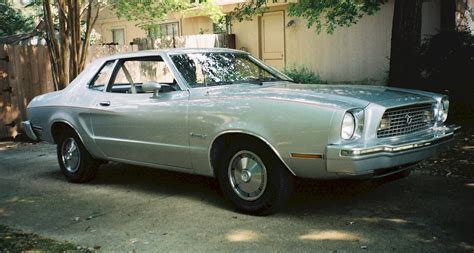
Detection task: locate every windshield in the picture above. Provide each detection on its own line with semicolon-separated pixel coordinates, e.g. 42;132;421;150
170;52;290;88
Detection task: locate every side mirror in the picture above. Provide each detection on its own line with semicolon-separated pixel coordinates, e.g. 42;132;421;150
142;81;162;98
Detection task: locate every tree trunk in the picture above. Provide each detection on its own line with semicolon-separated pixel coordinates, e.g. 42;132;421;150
42;0;100;90
388;0;423;87
440;0;456;31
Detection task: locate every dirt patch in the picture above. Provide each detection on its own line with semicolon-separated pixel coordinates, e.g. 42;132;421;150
415;120;474;178
0;225;95;252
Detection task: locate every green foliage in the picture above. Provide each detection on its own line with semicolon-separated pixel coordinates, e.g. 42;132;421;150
283;65;327;84
192;0;224;24
231;0;266;22
419;30;474;91
113;0;188;32
0;1;35;36
113;0;224;34
213;16;229;34
231;0;387;34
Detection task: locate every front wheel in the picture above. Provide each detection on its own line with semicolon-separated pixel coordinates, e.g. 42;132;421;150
56;128;99;183
217;141;293;215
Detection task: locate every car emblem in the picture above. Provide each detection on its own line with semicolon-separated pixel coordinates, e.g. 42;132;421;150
405;114;413;125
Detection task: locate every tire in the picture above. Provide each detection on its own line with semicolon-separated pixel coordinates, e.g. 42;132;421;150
216;141;293;215
56;128;99;183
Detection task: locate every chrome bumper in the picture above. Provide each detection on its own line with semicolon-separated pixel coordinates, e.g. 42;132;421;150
326;125;460;177
22;121;38;141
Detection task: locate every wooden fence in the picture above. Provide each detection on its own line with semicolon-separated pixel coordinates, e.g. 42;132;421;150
0;34;235;139
0;45;54;140
0;44;139;140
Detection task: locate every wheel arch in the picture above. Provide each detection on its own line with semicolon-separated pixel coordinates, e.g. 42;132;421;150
50;120;85;145
209;131;296;177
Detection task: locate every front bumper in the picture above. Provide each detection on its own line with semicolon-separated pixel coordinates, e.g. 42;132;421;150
22;121;38;141
326;125;460;177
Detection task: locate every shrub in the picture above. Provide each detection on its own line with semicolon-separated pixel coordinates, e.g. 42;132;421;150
419;30;474;121
419;30;474;93
283;65;327;84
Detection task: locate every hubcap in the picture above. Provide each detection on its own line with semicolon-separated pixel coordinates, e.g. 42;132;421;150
228;151;267;201
61;138;80;173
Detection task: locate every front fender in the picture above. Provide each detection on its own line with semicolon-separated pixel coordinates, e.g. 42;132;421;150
188;95;338;178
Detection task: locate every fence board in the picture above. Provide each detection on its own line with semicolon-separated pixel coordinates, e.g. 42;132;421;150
6;45;20;137
29;46;41;98
0;46;11;139
40;46;54;93
19;46;31;117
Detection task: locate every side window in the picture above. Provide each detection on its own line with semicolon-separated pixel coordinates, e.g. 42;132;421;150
108;57;177;94
89;61;115;91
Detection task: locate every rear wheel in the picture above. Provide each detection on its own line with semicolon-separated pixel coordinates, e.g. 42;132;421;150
56;128;99;183
217;141;293;215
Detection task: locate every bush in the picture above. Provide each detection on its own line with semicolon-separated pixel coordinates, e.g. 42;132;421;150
419;30;474;121
283;65;327;84
419;30;474;94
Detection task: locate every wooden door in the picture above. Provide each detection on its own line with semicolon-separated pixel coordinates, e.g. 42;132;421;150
260;11;285;70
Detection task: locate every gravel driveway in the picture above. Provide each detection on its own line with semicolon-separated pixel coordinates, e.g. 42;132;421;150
1;136;473;252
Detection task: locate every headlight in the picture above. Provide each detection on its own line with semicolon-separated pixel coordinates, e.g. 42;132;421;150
435;97;449;123
341;112;356;140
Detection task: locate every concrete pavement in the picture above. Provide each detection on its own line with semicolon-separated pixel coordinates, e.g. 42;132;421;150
1;142;474;252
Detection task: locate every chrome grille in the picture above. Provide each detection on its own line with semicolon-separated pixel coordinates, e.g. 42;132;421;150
377;103;434;138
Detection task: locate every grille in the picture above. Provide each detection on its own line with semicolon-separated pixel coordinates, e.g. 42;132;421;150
377;103;434;138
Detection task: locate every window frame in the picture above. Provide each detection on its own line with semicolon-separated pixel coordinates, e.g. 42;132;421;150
111;28;125;45
105;55;184;93
87;60;119;92
167;52;291;88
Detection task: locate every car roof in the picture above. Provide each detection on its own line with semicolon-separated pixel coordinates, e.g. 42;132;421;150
98;48;248;61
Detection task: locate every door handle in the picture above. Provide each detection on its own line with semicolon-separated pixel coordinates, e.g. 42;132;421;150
99;101;111;106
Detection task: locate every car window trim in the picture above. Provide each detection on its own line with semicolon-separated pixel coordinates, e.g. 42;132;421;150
87;59;119;92
166;52;291;88
105;55;184;93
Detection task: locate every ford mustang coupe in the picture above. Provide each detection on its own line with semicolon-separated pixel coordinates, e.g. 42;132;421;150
23;48;459;214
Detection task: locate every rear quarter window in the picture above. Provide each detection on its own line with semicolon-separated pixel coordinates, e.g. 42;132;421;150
88;60;115;91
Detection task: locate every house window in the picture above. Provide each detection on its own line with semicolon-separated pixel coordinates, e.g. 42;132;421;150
111;28;125;45
148;22;179;37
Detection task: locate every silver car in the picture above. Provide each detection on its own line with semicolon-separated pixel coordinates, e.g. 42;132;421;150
23;49;459;214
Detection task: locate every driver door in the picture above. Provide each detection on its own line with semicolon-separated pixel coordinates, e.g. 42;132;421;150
90;56;191;169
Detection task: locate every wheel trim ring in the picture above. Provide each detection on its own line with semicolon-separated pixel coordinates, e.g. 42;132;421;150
61;138;81;173
228;150;268;201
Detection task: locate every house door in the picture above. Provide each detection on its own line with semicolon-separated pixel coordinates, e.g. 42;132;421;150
260;11;285;70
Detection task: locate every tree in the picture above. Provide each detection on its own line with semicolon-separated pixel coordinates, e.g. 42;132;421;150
41;0;104;90
113;0;224;37
0;1;35;36
113;0;188;34
232;0;387;34
231;0;468;87
387;0;423;87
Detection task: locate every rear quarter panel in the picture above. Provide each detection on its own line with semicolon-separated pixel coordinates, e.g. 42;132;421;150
26;59;107;159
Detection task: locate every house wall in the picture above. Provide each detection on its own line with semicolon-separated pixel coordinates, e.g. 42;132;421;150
94;0;442;84
181;16;214;35
231;0;441;84
94;7;215;44
94;7;147;45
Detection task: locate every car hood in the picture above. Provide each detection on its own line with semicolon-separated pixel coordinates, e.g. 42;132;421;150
206;83;435;109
